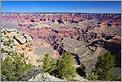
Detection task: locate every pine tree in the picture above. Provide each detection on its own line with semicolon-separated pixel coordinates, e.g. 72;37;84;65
88;70;98;80
42;53;56;73
1;52;32;81
88;52;117;81
95;52;115;80
57;52;76;80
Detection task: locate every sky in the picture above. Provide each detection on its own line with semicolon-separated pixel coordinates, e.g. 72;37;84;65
1;1;121;13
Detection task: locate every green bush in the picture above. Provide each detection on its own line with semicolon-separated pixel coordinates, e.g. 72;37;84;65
88;52;119;81
57;52;76;80
88;70;98;80
96;52;115;80
42;53;57;73
42;52;76;81
1;52;32;81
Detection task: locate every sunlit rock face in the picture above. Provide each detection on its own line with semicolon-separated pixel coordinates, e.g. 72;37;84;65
1;28;60;66
1;28;38;65
28;73;88;81
28;73;64;81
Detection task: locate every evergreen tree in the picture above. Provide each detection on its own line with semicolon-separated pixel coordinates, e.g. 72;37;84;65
1;52;32;81
88;70;98;80
88;52;117;81
57;52;76;80
96;52;115;80
42;53;57;73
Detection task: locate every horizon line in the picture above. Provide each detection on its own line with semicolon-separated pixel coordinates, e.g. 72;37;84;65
1;12;121;14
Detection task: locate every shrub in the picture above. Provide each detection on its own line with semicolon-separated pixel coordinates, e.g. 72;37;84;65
88;52;119;81
88;70;98;80
42;53;57;73
1;52;32;81
57;52;76;80
95;52;115;80
42;52;76;80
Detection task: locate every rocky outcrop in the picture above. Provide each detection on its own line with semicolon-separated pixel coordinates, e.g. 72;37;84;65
28;73;88;81
28;73;64;81
1;28;38;66
1;27;60;66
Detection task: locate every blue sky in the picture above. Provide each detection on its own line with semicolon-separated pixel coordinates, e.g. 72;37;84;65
1;1;121;13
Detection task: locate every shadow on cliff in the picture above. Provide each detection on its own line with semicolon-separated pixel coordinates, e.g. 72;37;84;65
88;39;121;67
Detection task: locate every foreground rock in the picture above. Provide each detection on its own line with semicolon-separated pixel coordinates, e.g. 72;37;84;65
1;28;38;66
1;28;60;66
28;73;64;81
28;73;88;81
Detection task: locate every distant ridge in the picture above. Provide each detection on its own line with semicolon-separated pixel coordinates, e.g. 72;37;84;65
1;12;121;14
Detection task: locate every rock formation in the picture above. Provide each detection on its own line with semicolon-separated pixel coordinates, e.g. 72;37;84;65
1;13;121;81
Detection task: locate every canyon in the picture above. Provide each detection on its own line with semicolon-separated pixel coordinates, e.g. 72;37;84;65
1;13;121;80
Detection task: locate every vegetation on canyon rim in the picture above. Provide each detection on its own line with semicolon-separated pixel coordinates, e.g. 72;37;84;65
1;52;32;81
1;50;120;81
42;52;76;80
42;51;119;81
88;52;120;81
